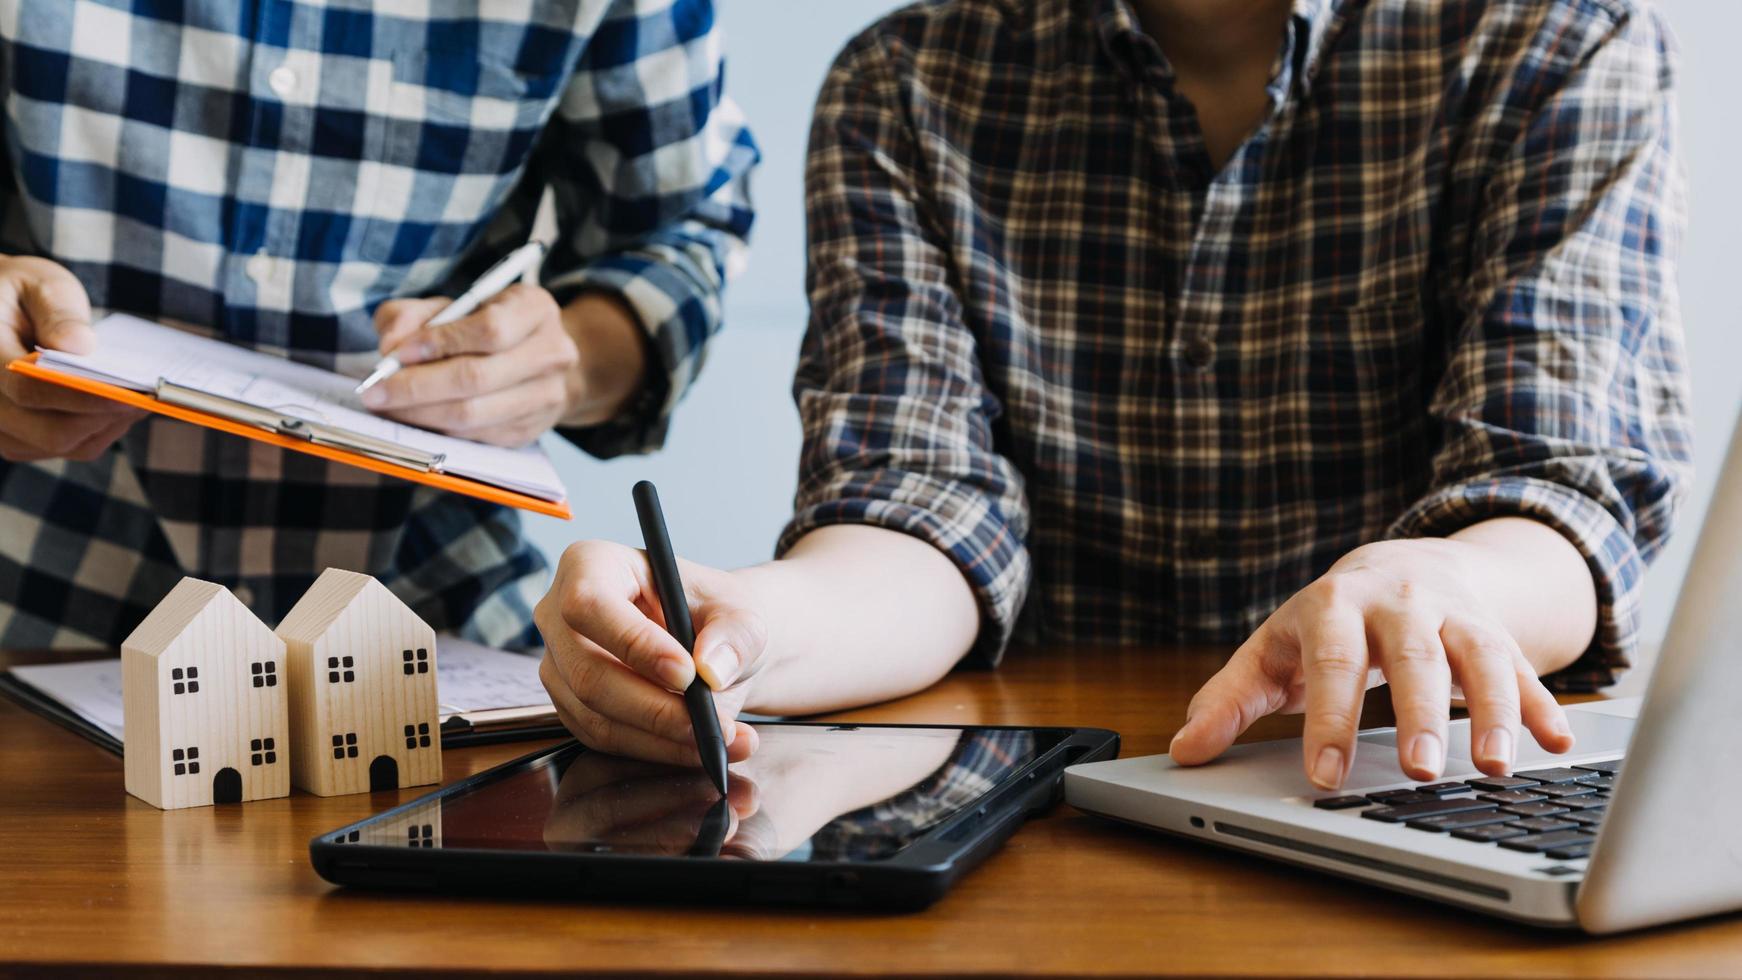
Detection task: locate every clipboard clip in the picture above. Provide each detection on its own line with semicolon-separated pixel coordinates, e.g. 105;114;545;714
156;379;446;473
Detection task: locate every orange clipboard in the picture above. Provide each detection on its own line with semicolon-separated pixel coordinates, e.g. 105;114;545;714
8;354;573;520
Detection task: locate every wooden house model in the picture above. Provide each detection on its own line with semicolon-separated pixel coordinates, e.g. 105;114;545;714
276;568;440;796
121;578;289;810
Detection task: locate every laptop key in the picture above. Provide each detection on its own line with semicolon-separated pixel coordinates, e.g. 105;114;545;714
1464;776;1542;792
1415;782;1473;796
1452;824;1529;842
1572;759;1623;776
1479;789;1548;805
1507;817;1578;834
1362;798;1499;823
1546;843;1594;860
1498;830;1597;853
1512;767;1590;784
1531;783;1597;799
1406;810;1514;832
1568;811;1606;826
1556;798;1609;812
1574;775;1616;791
1502;802;1571;817
1313;795;1373;810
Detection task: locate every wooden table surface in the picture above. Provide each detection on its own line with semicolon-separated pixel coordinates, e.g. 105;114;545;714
1;643;1735;978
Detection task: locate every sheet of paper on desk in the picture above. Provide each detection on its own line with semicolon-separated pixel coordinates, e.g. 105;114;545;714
35;314;566;501
7;636;554;742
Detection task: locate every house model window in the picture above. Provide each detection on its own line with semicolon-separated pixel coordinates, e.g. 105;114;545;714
250;661;278;688
407;824;434;847
402;648;429;676
403;722;431;749
331;732;358;759
172;746;200;776
250;738;278;766
171;666;199;695
327;655;355;684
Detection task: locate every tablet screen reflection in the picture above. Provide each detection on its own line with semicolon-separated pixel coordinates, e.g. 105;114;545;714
431;725;1049;862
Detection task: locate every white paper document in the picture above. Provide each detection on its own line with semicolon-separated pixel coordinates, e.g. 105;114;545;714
7;636;555;743
35;314;567;502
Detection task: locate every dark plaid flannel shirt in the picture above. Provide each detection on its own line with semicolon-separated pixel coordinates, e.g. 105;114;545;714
779;0;1691;689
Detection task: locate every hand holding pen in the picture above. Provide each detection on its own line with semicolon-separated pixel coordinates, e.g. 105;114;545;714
533;529;766;774
359;240;652;448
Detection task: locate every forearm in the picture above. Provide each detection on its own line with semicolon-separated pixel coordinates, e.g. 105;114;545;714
1447;516;1596;675
736;525;980;715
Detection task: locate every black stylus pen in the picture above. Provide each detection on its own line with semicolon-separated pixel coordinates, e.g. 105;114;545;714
631;480;730;796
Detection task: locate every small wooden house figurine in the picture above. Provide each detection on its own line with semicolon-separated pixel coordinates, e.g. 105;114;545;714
121;578;290;810
277;568;440;796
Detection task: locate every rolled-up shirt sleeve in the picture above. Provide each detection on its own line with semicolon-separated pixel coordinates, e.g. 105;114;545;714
1388;8;1693;690
541;0;758;457
775;35;1031;666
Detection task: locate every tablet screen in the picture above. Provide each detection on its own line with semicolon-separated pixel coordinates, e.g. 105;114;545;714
337;725;1059;862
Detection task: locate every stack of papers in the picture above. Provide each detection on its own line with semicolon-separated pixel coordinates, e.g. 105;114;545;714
4;636;558;745
36;314;567;503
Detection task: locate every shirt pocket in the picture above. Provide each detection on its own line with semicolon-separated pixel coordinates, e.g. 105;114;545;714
355;47;566;266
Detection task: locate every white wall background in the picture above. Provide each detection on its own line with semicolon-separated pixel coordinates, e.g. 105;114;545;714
526;0;1742;651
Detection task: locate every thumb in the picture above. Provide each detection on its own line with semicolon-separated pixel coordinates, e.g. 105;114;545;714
373;296;450;355
1169;636;1289;767
20;270;95;354
691;603;769;692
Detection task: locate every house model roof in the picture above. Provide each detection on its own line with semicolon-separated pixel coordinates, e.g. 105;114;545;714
275;568;415;643
122;578;259;657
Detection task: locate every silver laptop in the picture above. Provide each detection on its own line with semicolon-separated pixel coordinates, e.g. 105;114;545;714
1064;412;1742;933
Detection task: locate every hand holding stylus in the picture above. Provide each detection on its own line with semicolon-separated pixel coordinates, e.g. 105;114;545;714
534;538;767;769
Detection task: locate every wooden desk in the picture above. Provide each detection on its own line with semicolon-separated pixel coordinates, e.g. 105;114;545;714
1;644;1734;978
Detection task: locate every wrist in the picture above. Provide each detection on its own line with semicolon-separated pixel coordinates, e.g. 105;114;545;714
558;291;649;427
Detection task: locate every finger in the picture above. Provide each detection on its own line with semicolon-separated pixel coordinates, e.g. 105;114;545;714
63;413;138;461
0;404;119;457
1369;607;1452;781
372;296;451;354
1169;629;1293;766
1297;601;1372;791
370;373;564;434
544;665;703;766
691;602;770;691
389;284;553;365
459;411;554;449
1516;660;1575;755
17;265;95;353
1440;617;1523;776
550;639;699;745
4;373;146;415
555;569;695;692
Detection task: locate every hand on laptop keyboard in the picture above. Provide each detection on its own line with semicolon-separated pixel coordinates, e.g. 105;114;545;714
1167;530;1584;790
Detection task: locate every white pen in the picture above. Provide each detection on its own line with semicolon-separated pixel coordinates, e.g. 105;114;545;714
354;240;549;395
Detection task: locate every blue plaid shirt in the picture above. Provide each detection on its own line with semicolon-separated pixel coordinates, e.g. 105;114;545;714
0;0;756;649
782;0;1691;689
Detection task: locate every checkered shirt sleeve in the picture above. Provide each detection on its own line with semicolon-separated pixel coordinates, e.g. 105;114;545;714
778;40;1033;665
1384;7;1691;690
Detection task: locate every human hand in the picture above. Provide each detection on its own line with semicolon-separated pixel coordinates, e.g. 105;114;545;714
1169;538;1576;790
0;256;145;461
535;540;768;767
364;286;647;447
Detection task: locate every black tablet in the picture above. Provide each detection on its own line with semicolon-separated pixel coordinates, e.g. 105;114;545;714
310;722;1118;910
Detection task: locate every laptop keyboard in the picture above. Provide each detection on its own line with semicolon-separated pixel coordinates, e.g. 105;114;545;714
1311;759;1622;861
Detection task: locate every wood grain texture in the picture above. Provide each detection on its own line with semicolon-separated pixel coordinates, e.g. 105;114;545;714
277;569;441;797
119;579;289;810
2;642;1736;978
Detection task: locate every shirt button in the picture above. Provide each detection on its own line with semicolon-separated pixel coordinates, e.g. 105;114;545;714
1184;337;1216;370
268;65;298;98
245;251;272;283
